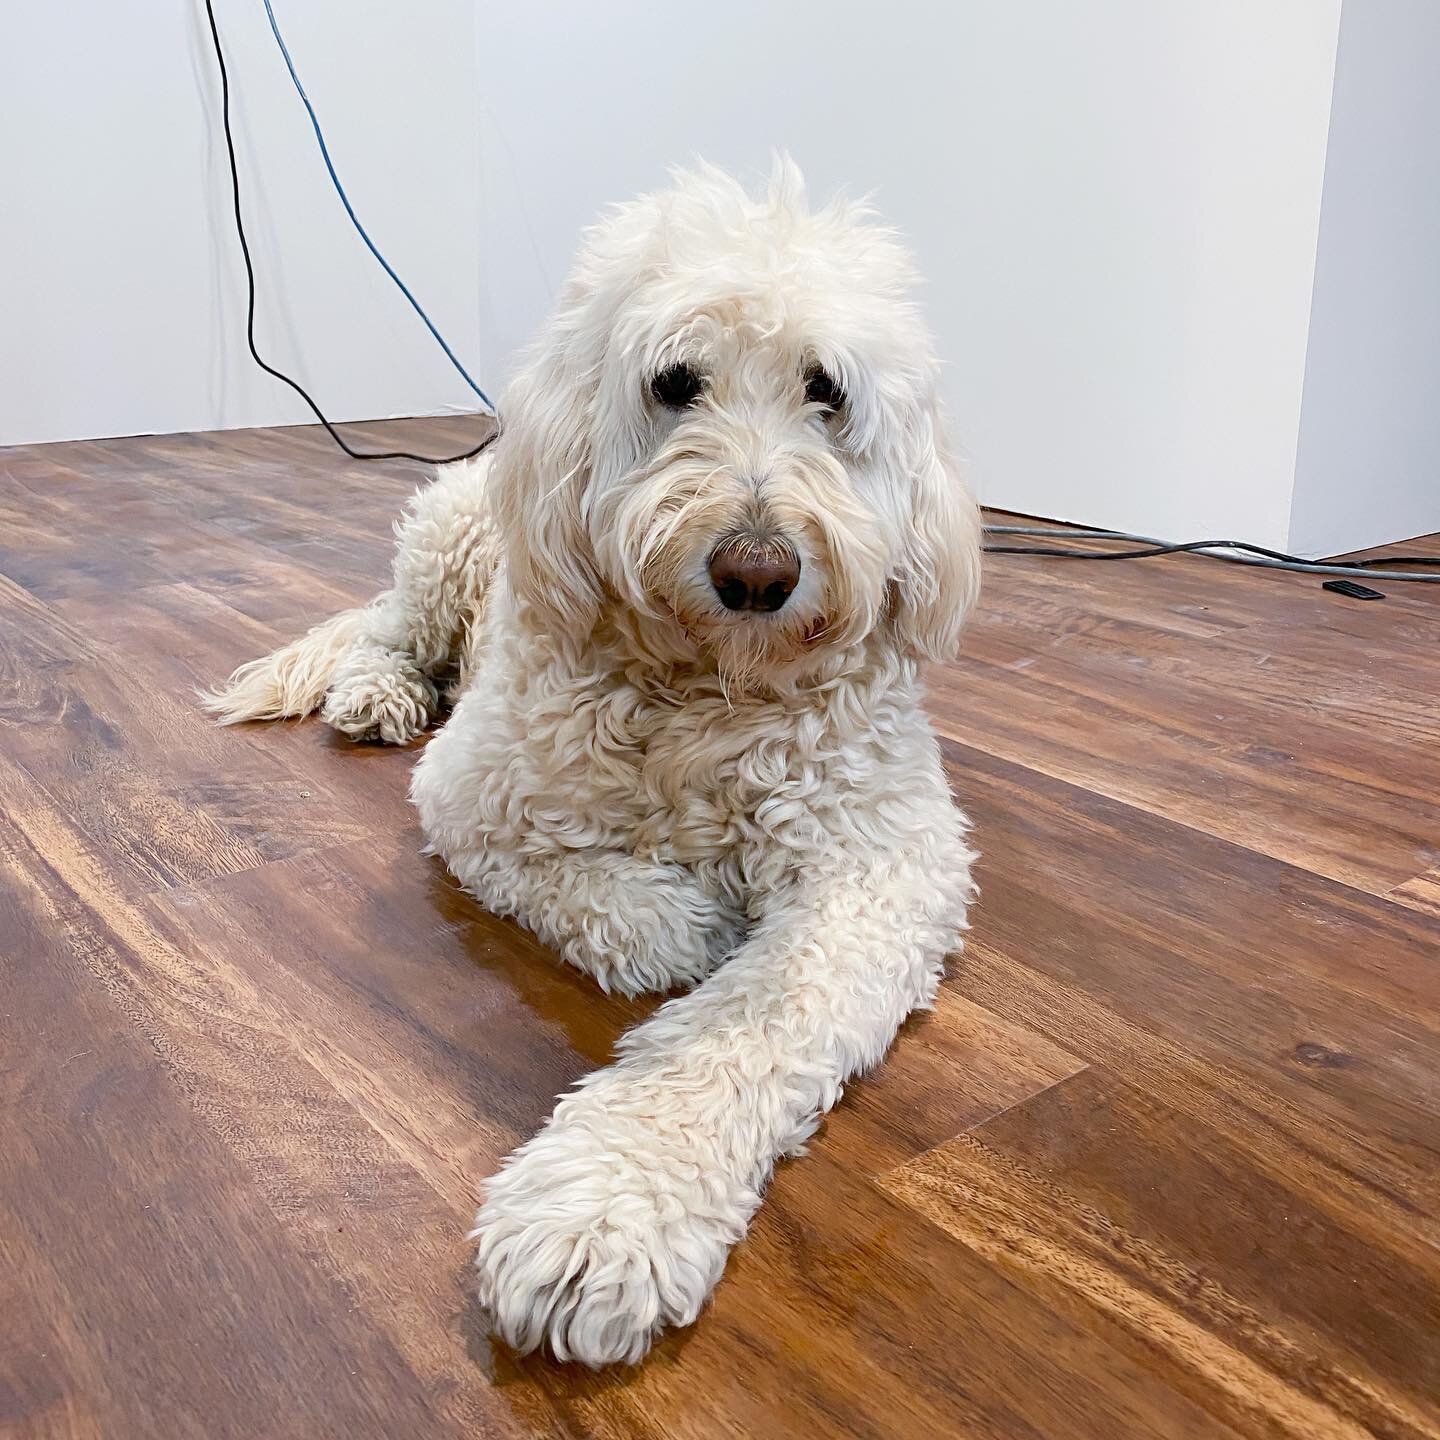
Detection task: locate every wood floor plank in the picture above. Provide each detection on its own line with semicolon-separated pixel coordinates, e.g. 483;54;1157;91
0;573;97;671
949;741;1440;1240
1;648;375;897
824;987;1086;1174
944;537;1440;897
932;648;1440;900
1390;868;1440;920
880;1069;1440;1439
142;836;616;1207
0;762;542;1440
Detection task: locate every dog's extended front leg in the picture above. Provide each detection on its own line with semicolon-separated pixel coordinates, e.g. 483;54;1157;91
471;851;972;1366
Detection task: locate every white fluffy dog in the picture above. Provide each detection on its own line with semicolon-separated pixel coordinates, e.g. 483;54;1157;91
206;159;981;1366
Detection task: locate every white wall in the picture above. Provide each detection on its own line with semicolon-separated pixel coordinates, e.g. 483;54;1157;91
0;0;482;447
473;1;1343;551
7;2;1433;558
1289;0;1440;556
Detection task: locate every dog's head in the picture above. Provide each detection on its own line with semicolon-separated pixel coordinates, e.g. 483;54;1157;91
492;158;980;686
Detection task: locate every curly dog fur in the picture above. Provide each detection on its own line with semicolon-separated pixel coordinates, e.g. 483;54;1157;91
205;158;981;1365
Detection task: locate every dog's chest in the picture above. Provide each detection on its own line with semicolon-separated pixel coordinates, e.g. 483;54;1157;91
610;689;834;864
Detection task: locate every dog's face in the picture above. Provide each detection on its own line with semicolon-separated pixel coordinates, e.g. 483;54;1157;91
494;160;980;686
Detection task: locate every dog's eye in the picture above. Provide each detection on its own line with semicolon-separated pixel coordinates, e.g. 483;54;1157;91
651;363;704;409
804;366;845;414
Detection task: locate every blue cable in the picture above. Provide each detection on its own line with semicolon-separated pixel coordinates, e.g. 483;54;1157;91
260;0;495;411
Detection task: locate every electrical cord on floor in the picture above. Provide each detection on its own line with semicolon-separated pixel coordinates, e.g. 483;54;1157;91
983;524;1440;583
202;0;497;466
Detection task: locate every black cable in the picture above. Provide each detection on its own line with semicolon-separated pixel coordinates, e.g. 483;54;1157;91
985;539;1305;561
983;524;1440;582
202;0;498;466
985;528;1440;568
989;539;1231;560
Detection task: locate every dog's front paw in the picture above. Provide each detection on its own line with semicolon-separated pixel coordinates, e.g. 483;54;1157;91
322;661;436;744
472;1118;748;1366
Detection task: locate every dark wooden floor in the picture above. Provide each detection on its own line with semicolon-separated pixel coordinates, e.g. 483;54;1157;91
3;416;1438;1440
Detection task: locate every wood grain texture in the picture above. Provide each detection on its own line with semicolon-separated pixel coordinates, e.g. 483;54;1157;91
1;419;1437;1438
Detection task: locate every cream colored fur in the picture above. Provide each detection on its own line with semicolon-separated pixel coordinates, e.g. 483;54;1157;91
205;159;981;1366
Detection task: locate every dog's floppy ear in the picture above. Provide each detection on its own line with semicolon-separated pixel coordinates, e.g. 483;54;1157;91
890;397;982;663
488;320;602;636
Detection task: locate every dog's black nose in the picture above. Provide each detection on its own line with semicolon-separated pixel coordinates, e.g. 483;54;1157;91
708;538;801;613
